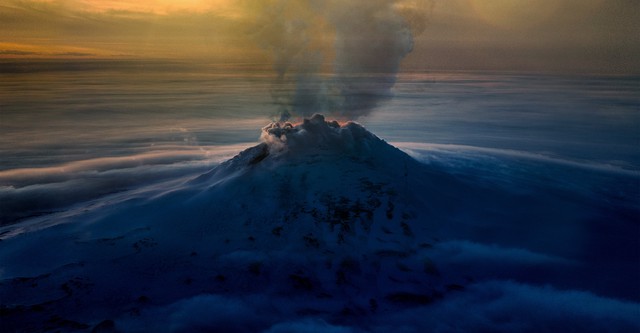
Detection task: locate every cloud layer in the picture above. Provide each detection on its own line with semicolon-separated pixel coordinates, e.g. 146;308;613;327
116;281;640;333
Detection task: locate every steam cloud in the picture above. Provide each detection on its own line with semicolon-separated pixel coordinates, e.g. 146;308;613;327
249;0;430;120
260;114;376;154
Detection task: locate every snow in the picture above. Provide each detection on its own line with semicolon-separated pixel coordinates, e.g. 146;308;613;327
0;115;639;332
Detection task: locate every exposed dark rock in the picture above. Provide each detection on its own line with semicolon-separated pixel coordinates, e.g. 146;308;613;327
446;284;465;292
385;292;435;305
45;315;90;331
91;319;116;333
289;274;314;291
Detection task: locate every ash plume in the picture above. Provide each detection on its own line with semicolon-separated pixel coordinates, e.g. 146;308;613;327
247;0;431;121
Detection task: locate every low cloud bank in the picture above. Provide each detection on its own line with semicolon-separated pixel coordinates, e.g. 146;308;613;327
395;142;640;211
116;281;640;333
371;280;640;333
0;145;251;226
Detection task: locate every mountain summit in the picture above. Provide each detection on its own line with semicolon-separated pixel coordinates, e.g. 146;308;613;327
186;114;456;255
197;113;417;181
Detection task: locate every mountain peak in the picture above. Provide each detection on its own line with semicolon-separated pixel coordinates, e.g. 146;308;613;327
261;113;379;156
196;114;415;183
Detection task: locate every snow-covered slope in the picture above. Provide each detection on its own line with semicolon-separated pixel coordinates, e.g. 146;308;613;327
1;115;639;332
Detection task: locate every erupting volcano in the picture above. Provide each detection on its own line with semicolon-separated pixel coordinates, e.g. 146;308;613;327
1;114;639;332
2;0;639;331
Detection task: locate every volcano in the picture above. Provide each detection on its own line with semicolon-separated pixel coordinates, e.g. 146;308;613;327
1;115;639;332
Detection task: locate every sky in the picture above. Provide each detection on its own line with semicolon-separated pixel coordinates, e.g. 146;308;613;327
1;0;639;74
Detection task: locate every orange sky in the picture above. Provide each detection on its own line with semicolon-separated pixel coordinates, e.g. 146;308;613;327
1;0;638;73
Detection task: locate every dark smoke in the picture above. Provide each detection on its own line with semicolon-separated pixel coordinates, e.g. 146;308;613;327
329;0;416;118
248;0;430;121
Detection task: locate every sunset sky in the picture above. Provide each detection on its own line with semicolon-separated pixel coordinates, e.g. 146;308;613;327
1;0;639;73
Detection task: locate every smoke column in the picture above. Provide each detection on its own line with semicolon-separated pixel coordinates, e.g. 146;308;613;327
247;0;430;121
328;0;414;118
